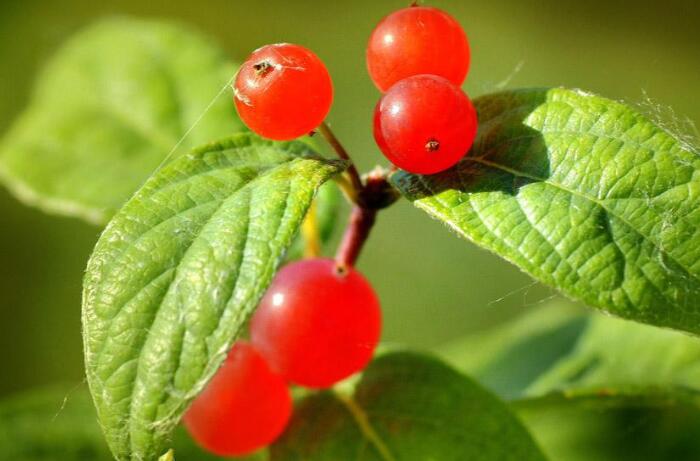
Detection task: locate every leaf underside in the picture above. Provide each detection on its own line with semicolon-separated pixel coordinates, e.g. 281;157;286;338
0;18;242;224
272;352;547;461
392;87;700;335
82;133;344;460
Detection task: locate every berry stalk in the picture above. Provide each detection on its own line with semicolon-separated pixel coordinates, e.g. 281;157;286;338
335;205;377;269
318;122;365;202
317;122;385;269
334;167;398;269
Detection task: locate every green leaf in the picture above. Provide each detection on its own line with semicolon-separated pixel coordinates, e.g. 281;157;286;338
285;180;343;261
514;391;700;461
440;301;700;459
0;386;228;461
82;133;344;460
0;18;242;224
438;300;589;399
271;352;547;461
440;299;700;400
392;87;700;335
526;311;700;397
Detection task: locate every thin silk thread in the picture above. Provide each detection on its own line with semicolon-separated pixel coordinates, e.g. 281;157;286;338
152;74;236;174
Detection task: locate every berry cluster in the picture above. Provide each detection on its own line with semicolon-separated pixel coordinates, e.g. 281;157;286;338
185;259;381;456
185;4;475;456
369;6;478;174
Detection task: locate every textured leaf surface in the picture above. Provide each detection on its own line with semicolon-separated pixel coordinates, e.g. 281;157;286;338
271;352;546;461
0;386;232;461
0;18;241;224
392;88;700;334
82;134;344;460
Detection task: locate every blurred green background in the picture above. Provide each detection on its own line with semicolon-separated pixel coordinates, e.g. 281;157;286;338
0;0;698;401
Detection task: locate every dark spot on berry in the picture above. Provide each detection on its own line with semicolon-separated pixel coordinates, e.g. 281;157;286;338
308;130;317;137
333;263;349;277
425;138;440;152
253;61;273;76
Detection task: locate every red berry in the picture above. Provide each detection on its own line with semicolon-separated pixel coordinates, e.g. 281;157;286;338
184;341;292;456
251;258;381;388
373;74;477;175
234;43;333;140
367;6;470;92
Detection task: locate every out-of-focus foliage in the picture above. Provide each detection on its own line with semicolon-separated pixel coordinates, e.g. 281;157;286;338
441;299;700;460
0;385;225;461
273;352;546;461
0;18;242;223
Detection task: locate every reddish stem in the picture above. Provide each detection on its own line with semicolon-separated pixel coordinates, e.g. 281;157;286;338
335;206;377;269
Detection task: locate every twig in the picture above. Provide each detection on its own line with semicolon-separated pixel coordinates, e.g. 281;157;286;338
335;205;377;269
318;122;364;201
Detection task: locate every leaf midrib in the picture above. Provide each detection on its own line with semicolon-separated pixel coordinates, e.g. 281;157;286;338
338;395;397;461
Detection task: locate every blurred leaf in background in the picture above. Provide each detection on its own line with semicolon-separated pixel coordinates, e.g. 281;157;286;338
440;298;700;460
0;385;232;461
0;18;241;223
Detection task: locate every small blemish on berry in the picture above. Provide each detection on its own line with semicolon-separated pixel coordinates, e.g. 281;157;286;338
253;61;273;76
425;139;440;152
334;263;349;277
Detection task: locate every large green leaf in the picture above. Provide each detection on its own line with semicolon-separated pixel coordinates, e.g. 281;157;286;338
438;300;589;399
440;301;700;459
526;313;700;397
0;18;242;224
392;88;700;334
515;391;700;461
271;352;547;461
0;386;233;461
82;133;344;460
440;299;700;400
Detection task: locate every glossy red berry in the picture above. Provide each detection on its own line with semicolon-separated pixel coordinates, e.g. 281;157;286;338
367;6;470;92
184;341;292;456
234;43;333;140
251;258;381;389
373;74;477;175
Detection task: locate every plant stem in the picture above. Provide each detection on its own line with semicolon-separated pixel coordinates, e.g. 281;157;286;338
318;124;398;269
335;205;377;269
318;122;364;201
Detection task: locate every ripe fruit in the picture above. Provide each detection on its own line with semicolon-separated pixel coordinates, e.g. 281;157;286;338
251;258;381;388
373;74;477;175
367;6;470;92
184;341;292;456
234;43;333;140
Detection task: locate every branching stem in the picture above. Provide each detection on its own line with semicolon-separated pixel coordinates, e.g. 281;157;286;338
318;122;399;270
